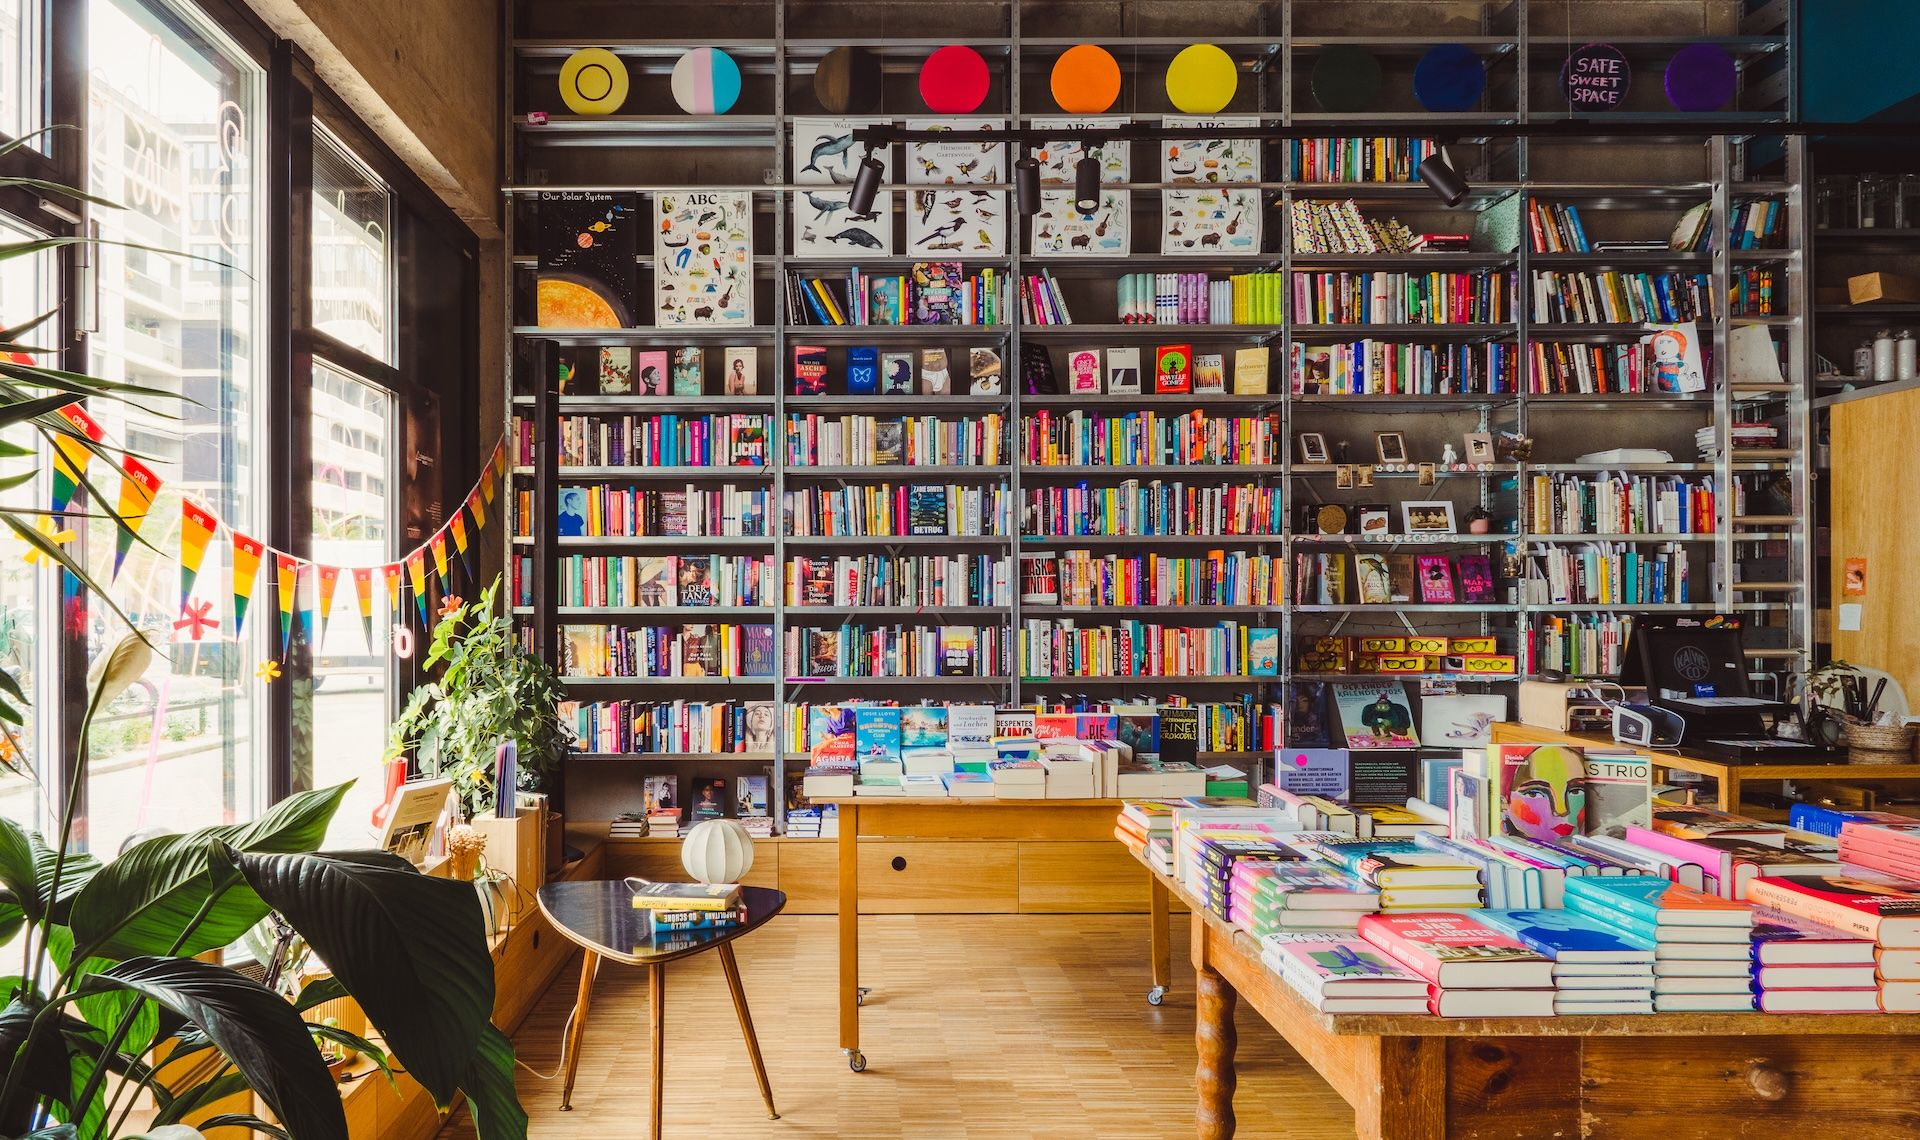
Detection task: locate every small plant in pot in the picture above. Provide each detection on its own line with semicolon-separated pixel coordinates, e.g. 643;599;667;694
388;574;571;817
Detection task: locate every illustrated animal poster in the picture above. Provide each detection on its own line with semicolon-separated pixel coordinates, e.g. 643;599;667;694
1162;116;1260;256
654;191;753;326
791;117;893;257
906;118;1005;256
1029;117;1129;256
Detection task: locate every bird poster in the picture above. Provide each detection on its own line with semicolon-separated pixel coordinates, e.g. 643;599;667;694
905;118;1005;256
655;190;753;326
1161;116;1260;256
1028;117;1129;257
791;117;893;257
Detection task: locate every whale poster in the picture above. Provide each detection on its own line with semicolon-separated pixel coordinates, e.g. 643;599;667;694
655;190;754;326
791;117;894;257
905;118;1005;256
1161;115;1260;256
1029;117;1129;257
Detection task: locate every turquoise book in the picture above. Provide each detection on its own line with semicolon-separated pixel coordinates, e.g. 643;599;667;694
1473;908;1655;962
854;706;904;763
901;705;949;749
1563;875;1753;927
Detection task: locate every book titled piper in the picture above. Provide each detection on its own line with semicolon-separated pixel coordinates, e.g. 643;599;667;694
1355;912;1556;988
627;879;742;912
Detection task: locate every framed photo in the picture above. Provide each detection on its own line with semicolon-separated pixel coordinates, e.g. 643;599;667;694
1401;500;1457;533
1463;431;1495;465
1355;465;1374;488
1357;505;1392;535
1335;464;1355;490
1417;462;1436;486
1374;431;1408;465
1297;432;1330;464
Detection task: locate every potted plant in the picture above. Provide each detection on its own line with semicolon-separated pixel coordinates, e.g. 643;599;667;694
389;575;571;876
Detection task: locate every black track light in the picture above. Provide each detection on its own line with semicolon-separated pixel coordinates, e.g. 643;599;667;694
1073;152;1101;214
1014;150;1042;217
849;146;884;215
1418;147;1470;207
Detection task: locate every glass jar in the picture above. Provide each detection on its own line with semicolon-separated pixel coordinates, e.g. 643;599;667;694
1854;340;1876;378
1858;175;1896;228
1815;176;1846;229
1901;175;1920;229
1898;330;1917;383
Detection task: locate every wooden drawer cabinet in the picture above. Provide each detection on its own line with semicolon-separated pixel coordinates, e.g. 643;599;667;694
1017;840;1149;913
602;839;780;889
857;840;1019;913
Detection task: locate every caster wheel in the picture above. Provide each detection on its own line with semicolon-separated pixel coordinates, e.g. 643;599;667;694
1147;986;1167;1007
848;1050;868;1073
856;987;871;1007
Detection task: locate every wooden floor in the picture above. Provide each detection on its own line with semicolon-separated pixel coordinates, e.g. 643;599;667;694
439;913;1354;1139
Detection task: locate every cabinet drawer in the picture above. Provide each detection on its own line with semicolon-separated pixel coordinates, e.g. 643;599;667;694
1019;841;1153;913
859;840;1018;913
777;839;839;913
602;841;779;889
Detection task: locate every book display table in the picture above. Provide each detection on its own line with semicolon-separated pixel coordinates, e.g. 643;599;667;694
1129;848;1920;1139
1489;721;1920;811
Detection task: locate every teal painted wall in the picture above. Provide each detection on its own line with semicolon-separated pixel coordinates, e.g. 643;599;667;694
1802;0;1920;120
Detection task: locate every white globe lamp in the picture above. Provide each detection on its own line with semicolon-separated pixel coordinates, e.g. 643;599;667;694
681;819;755;884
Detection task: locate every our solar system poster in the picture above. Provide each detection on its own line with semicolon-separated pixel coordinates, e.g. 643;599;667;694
905;118;1005;256
1028;117;1129;256
791;117;894;257
655;190;754;326
1161;116;1260;255
536;191;638;328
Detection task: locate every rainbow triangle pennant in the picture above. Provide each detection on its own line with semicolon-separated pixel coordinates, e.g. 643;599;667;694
490;439;507;482
50;403;104;517
465;487;486;531
449;510;472;580
179;501;219;611
231;532;264;636
294;564;315;647
406;549;428;627
430;529;451;594
314;566;340;646
275;552;299;656
382;563;404;625
352;568;376;647
112;456;162;581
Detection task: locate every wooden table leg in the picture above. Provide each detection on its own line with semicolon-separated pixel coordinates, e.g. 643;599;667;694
1195;959;1238;1139
649;963;666;1140
558;950;600;1111
839;802;864;1071
1148;871;1172;1005
719;942;778;1119
1717;769;1742;812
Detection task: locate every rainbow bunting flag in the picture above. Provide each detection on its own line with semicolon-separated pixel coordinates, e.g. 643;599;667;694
382;563;404;625
430;530;451;593
50;403;105;517
465;487;486;531
315;566;340;645
449;511;472;579
490;439;507;482
231;532;265;635
406;550;428;627
112;456;161;580
352;568;376;647
179;502;219;610
294;564;314;647
275;552;299;656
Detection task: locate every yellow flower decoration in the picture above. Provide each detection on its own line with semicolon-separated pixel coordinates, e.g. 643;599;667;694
256;659;282;683
21;516;76;566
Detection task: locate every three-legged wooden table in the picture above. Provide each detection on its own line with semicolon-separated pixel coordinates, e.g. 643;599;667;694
536;881;784;1137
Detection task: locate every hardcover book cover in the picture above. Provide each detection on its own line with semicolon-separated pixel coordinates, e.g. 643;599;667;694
1021;343;1058;395
1330;681;1418;750
792;345;829;395
1235;862;1377;909
808;705;858;767
1105;346;1142;394
854;707;904;763
689;777;730;821
1416;555;1456;603
947;704;996;752
1153;344;1194;394
1472;908;1656;962
1564;875;1753;927
907;485;948;534
919;349;952;395
969;347;1004;395
1748;907;1877;965
1494;744;1588;842
1248;627;1281;676
880;351;915;395
538;191;638;328
847;346;880;394
1193;353;1227;394
939;626;979;676
912;262;965;325
1289;682;1331;748
1745;872;1920;946
1583;755;1653;836
1267;938;1426;995
1233;346;1271;394
1157;706;1200;767
901;706;949;749
670;347;704;395
1355;912;1556;988
1067;348;1103;393
635;351;670;397
1456;554;1495;603
676;555;715;606
598;347;634;394
722;347;758;394
635;557;673;607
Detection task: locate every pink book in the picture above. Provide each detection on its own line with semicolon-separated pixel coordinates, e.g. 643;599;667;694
1623;825;1832;901
1356;912;1555;988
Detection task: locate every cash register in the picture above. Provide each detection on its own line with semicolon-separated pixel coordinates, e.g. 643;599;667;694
1618;619;1830;762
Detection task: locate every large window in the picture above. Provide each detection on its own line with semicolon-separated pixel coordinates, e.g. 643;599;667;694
0;0;38;142
81;0;264;854
0;215;53;835
312;129;391;361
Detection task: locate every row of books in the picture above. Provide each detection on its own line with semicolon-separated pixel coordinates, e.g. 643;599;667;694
1697;420;1781;460
786;263;1006;327
1021;548;1286;608
1528;612;1634;678
1278;137;1439;184
784;483;1010;537
1526;473;1719;536
1522;542;1693;607
554;345;757;399
1527;270;1713;325
1017;619;1281;680
1018;270;1077;326
787;698;1280;764
1294;551;1497;607
1292;270;1515;325
780;412;1008;468
1288;198;1418;255
1021;409;1284;467
1527;340;1685;395
546;484;772;540
558;623;777;679
552;553;775;609
1727;267;1779;317
548;413;769;469
561;698;777;756
793;344;1005;396
1113;272;1286;325
1526;199;1596;253
1672;197;1787;252
787;553;1011;608
1021;479;1285;539
787;624;1006;679
1052;346;1271;396
1293;339;1519;395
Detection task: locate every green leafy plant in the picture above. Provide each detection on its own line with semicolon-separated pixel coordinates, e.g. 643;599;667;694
388;576;570;819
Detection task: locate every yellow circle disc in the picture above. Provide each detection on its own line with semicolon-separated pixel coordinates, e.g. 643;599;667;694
1051;44;1121;114
559;48;630;116
1166;43;1237;114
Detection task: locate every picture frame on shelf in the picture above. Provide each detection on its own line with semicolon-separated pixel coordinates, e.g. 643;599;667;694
1357;505;1392;536
1298;432;1330;464
1375;431;1408;465
1464;431;1495;465
1335;464;1355;490
1401;500;1456;533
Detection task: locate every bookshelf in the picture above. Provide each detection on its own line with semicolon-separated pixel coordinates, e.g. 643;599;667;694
504;0;1810;829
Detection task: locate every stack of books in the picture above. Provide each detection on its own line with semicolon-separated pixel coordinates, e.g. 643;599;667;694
628;880;748;943
1747;907;1884;1013
1475;909;1655;1015
1293;835;1484;911
1114;800;1181;874
1564;876;1757;1012
1356;912;1556;1017
1837;819;1920;879
1695;421;1779;460
1261;932;1430;1014
609;811;653;839
1230;862;1380;934
1180;832;1305;920
1749;871;1920;1013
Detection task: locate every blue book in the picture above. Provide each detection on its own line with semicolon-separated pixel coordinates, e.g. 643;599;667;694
854;707;903;763
847;346;880;394
900;705;948;749
1563;875;1753;928
1474;908;1655;963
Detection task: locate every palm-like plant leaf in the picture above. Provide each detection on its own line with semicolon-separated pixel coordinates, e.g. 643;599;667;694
0;817;102;923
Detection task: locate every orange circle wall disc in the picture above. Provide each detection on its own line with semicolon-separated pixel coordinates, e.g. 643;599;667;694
1051;44;1121;114
1166;44;1237;114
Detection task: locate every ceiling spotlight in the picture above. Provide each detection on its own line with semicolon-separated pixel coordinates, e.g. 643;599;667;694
1014;150;1042;217
849;146;885;215
1418;147;1469;207
1073;152;1101;213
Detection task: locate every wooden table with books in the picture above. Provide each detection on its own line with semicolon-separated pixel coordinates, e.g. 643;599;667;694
1487;721;1920;812
812;796;1179;1072
1127;846;1920;1140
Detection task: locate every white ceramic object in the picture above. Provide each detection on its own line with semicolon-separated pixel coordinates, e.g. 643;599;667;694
681;818;755;884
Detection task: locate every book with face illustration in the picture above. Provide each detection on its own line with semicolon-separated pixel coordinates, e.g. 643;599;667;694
1161;116;1261;256
655;191;753;326
906;118;1006;256
1028;118;1130;256
791;118;894;257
